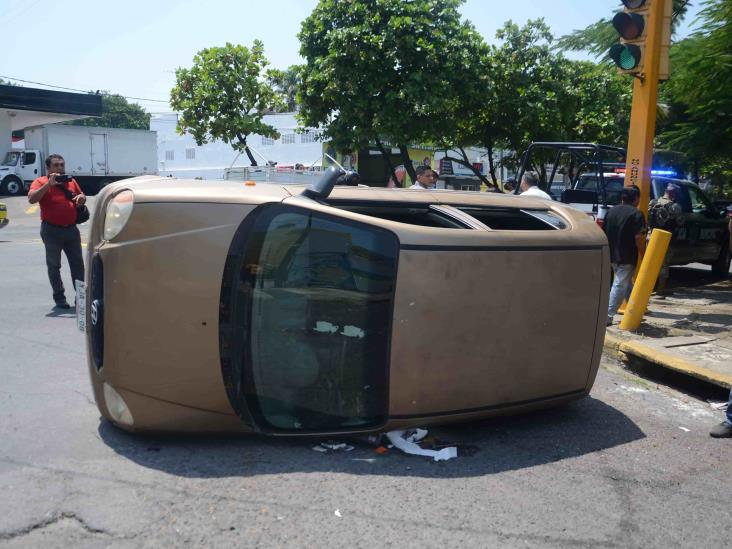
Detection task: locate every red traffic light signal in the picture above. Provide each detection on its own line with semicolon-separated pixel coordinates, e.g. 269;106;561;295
613;12;645;40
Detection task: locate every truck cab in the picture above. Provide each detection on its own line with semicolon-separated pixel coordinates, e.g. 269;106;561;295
0;150;42;195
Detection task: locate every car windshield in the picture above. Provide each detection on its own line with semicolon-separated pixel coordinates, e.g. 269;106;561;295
2;152;20;166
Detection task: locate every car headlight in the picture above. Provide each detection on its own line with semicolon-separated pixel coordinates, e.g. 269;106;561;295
103;383;134;426
104;190;134;240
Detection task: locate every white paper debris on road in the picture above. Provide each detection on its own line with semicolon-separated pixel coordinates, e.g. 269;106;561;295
678;426;691;432
386;430;458;462
312;441;355;453
334;509;342;518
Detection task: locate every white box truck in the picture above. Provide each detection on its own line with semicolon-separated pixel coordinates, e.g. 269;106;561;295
0;124;157;195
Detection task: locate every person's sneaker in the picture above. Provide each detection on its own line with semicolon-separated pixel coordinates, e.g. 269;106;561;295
710;421;732;438
606;318;613;326
54;300;72;309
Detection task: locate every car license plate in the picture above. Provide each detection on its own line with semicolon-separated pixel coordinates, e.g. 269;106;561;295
76;280;87;333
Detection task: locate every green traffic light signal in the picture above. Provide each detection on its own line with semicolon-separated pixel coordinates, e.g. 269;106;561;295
610;44;642;70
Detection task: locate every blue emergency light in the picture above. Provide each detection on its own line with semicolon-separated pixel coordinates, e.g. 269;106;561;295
613;168;678;177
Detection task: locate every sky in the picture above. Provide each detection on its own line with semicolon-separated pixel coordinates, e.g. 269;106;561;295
1;0;704;114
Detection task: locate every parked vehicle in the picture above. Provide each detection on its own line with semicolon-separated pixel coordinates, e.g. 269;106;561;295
0;124;157;196
0;202;7;229
517;142;730;275
82;169;609;434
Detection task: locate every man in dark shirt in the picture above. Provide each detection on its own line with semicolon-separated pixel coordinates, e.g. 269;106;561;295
603;186;646;326
28;154;86;309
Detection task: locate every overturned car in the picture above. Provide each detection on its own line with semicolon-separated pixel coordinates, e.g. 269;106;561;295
84;169;610;434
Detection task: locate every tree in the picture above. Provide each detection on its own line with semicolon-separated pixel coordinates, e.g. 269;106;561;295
70;93;150;130
564;61;632;145
170;41;284;166
658;0;732;192
268;65;302;112
446;20;573;185
298;0;488;184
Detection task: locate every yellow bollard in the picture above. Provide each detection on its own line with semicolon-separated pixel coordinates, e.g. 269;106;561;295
620;229;672;331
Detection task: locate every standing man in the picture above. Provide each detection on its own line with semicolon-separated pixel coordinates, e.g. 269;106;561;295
409;166;438;190
713;207;732;438
604;186;646;326
519;172;552;200
648;183;684;294
28;154;86;309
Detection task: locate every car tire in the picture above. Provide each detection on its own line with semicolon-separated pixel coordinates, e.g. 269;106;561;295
1;176;24;196
711;241;731;276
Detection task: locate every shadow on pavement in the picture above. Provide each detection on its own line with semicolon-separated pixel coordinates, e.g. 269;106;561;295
98;396;645;479
45;308;76;319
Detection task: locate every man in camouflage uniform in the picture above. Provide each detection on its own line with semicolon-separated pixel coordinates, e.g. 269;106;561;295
648;183;684;294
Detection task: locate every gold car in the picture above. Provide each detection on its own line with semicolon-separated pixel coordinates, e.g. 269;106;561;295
84;170;610;434
0;202;8;229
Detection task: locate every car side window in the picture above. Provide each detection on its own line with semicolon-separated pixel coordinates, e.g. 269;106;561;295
688;186;714;214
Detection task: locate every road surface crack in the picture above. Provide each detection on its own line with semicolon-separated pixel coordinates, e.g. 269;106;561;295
0;512;112;541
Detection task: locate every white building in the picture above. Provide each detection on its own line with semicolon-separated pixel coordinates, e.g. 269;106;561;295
151;112;324;180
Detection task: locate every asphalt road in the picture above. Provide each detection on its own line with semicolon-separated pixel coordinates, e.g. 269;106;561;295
1;195;730;548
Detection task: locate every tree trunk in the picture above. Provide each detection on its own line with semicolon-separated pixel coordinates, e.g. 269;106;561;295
237;133;258;166
398;144;417;183
483;141;499;188
443;149;493;189
375;138;398;187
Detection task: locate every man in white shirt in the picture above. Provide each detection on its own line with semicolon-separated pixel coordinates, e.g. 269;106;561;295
519;171;552;200
409;166;438;190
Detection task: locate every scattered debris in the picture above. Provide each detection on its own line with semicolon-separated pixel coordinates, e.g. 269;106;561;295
386;429;458;461
312;441;354;453
334;509;342;518
374;446;388;455
678;426;690;432
707;400;729;411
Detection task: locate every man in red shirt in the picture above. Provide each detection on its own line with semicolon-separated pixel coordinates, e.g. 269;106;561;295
28;154;86;309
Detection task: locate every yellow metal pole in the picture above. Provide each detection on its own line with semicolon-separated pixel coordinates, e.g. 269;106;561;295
620;228;672;331
624;0;667;218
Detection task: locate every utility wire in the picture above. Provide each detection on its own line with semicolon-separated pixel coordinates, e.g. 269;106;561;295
0;75;169;103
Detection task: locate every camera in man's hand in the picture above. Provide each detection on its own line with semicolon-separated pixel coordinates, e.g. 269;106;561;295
55;174;72;184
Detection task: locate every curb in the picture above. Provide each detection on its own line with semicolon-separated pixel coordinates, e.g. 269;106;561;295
603;332;732;390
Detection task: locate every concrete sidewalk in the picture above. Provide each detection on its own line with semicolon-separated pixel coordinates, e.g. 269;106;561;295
604;277;732;390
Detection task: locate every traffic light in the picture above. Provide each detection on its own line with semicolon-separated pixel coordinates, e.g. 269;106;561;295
610;0;650;75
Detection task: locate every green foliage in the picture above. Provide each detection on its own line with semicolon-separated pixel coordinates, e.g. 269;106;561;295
268;65;302;112
564;61;632;144
659;0;732;160
297;0;488;181
69;93;150;130
170;41;284;165
450;20;631;183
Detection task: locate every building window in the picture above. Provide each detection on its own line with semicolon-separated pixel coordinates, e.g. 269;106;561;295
300;131;318;143
261;137;275;146
281;134;296;145
185;148;196;160
165;150;175;161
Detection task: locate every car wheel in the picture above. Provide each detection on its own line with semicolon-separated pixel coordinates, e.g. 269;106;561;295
711;242;731;276
1;176;24;196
